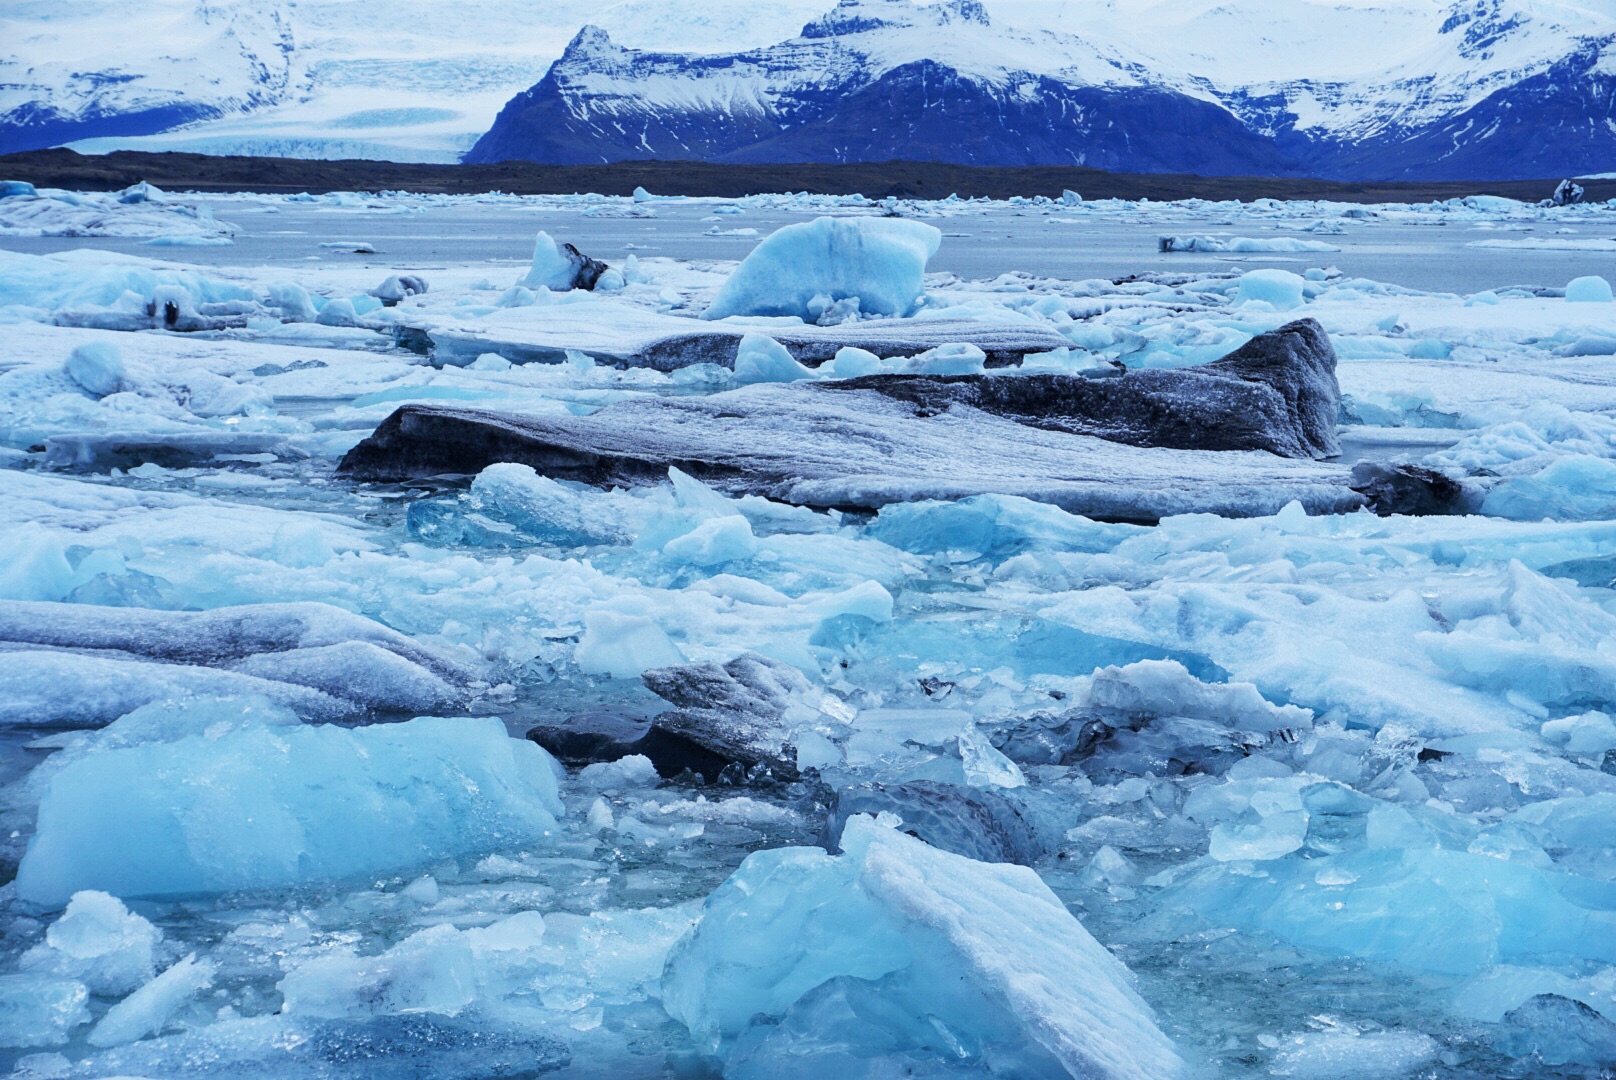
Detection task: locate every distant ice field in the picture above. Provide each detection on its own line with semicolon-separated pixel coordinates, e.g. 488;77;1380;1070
4;195;1615;296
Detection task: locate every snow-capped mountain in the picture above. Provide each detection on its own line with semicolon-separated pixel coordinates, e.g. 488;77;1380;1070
468;0;1616;179
1217;0;1616;177
0;0;298;156
466;1;1291;174
4;0;1614;177
0;0;831;161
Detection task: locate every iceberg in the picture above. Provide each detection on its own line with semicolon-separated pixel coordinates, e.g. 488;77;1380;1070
1566;275;1614;303
63;341;127;397
732;333;821;384
521;231;607;292
1236;268;1308;311
662;816;1183;1079
704;217;943;321
15;716;564;908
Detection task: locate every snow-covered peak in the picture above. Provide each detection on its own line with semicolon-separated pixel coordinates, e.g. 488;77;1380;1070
562;25;625;61
802;0;991;39
543;0;1155;102
7;0;1616;172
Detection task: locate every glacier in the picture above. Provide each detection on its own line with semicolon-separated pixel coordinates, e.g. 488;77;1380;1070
0;185;1614;1078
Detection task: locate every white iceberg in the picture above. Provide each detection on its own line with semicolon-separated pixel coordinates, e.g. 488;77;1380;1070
704;217;942;321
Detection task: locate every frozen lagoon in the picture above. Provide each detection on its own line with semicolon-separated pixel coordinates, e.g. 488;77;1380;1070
1;183;1616;1077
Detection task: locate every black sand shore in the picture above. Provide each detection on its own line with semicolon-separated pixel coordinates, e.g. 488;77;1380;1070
1;149;1608;203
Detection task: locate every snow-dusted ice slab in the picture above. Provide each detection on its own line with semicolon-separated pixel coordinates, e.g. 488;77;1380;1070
339;389;1363;521
15;715;563;908
663;816;1183;1079
0;186;237;241
406;302;1071;370
0;600;480;725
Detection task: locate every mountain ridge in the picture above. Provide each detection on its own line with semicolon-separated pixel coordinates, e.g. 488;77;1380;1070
4;0;1614;178
466;0;1616;180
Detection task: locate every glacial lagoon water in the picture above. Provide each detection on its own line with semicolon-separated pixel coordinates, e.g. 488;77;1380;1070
3;185;1616;1077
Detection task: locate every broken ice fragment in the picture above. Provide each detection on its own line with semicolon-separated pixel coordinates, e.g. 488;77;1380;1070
663;816;1182;1079
15;716;564;908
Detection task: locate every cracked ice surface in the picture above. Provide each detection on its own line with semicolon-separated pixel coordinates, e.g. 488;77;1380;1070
1;189;1616;1077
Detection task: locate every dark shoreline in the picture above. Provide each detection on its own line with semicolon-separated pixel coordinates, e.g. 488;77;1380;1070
3;149;1610;204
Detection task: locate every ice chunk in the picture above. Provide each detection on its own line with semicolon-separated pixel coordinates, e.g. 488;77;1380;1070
0;249;252;322
1165;844;1616;976
731;334;819;385
280;925;477;1020
369;274;428;305
0;524;75;602
521;231;605;292
661;515;758;565
822;346;884;379
467;352;511;372
704;217;942;321
1566;276;1614;303
1160;235;1339;253
577;754;661;790
868;493;1133;558
825;781;1040;865
63;342;127;397
905;341;986;375
1483;455;1616;521
1087;660;1313;735
88;955;216;1048
469;463;632;546
1500;994;1616;1069
0;975;89;1048
662;816;1182;1079
268;281;318;321
642;652;849;779
402;874;440;905
574;610;686;680
1540;712;1616;759
118;182;162;205
315;297;359;327
1269;1029;1438;1079
15;716;563;908
1236;269;1307;311
20;891;160;996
